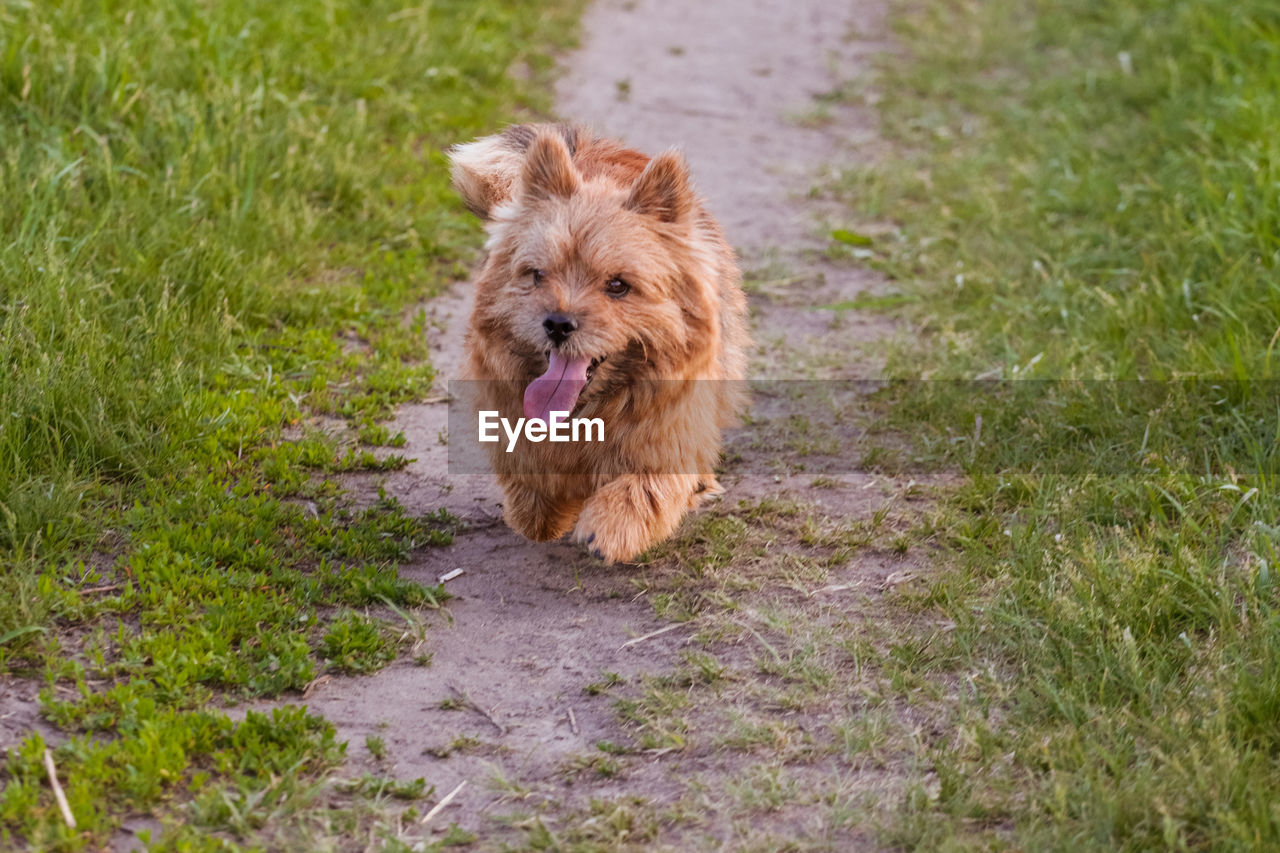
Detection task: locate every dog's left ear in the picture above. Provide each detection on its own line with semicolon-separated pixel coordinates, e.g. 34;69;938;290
625;150;693;223
523;130;581;202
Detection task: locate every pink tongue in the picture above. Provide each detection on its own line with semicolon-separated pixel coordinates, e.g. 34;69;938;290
523;351;591;422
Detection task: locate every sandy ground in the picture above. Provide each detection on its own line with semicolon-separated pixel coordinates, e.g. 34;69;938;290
236;0;913;847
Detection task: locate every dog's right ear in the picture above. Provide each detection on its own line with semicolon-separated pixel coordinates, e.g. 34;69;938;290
521;130;581;202
448;124;581;219
448;131;528;220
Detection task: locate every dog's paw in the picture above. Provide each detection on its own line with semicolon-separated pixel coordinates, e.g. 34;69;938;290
573;513;641;564
573;473;695;563
577;530;609;563
689;476;725;508
572;495;658;563
500;481;580;542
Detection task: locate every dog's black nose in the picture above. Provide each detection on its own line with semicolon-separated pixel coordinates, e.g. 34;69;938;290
543;313;578;344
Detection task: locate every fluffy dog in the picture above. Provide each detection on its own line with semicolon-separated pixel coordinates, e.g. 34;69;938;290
448;123;748;562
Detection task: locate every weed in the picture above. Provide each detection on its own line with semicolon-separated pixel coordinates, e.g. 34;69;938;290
365;735;388;761
321;613;396;675
725;766;799;812
561;753;622;780
338;773;429;801
595;740;631;756
584;671;625;696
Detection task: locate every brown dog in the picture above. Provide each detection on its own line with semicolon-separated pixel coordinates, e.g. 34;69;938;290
448;124;748;562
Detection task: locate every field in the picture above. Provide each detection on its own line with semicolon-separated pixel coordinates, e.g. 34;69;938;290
0;1;580;847
2;0;1278;849
852;0;1280;847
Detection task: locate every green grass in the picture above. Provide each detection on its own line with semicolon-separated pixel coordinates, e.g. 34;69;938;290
0;0;582;848
845;0;1280;849
862;0;1280;381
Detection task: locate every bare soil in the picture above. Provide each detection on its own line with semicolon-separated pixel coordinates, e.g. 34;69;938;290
0;677;48;755
258;0;936;848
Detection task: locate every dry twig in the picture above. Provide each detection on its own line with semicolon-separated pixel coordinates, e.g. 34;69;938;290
420;780;467;825
449;686;505;735
619;622;684;649
43;749;76;829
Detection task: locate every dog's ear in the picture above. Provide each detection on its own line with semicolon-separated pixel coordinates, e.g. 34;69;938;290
522;130;581;202
448;130;527;220
625;150;692;223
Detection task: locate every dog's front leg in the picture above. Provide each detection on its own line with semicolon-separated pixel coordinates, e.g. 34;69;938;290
573;473;700;563
501;478;582;542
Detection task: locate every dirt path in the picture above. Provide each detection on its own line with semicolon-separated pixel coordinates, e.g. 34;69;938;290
295;1;927;847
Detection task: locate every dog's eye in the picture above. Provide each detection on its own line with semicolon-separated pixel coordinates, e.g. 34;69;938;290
605;277;630;298
525;268;546;286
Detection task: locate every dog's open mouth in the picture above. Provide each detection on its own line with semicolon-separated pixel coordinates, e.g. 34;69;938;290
523;351;607;422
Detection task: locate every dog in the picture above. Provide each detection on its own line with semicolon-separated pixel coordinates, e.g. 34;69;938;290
447;123;748;562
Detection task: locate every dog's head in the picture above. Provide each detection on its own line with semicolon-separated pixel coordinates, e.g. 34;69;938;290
450;127;717;422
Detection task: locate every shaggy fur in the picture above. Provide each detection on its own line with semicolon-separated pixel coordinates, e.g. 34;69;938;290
448;123;749;562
